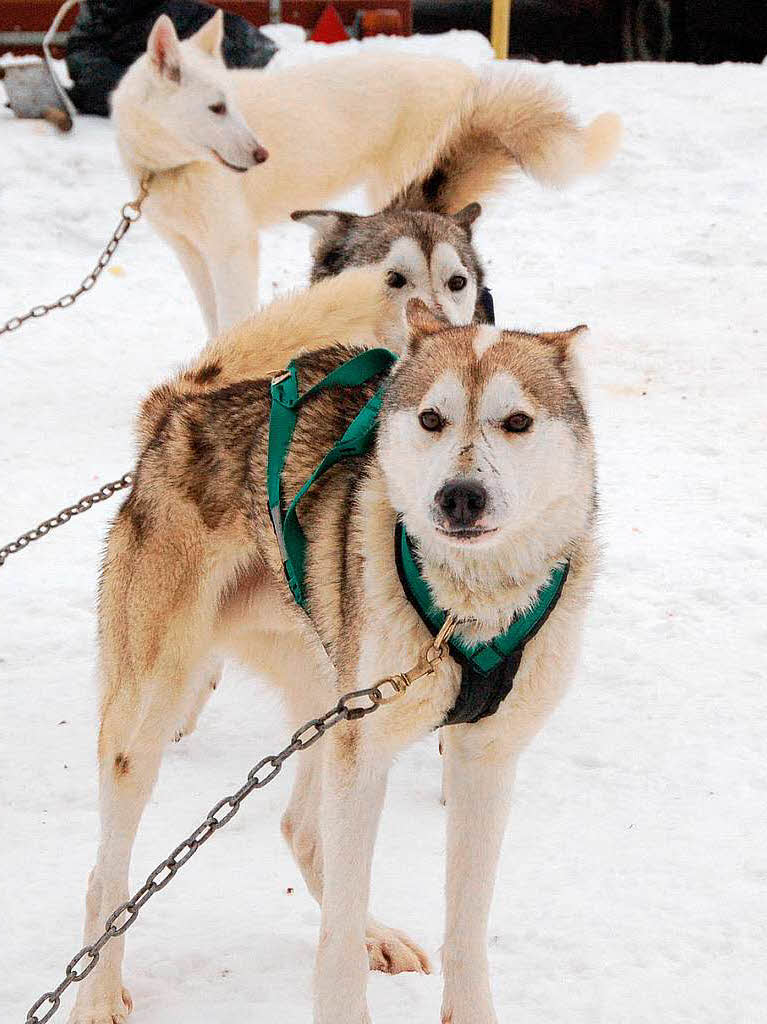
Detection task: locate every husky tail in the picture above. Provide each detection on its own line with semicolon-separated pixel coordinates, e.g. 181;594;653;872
386;72;622;215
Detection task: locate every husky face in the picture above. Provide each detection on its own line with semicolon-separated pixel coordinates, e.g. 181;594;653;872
140;13;268;172
291;205;486;325
378;302;594;563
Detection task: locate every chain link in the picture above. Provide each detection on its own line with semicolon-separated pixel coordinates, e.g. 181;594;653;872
24;619;457;1023
0;473;134;568
1;177;152;338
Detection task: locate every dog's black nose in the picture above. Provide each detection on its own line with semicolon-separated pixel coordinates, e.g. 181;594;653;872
435;479;487;529
253;146;269;164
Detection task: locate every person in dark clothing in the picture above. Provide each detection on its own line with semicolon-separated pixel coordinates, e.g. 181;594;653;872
66;0;277;116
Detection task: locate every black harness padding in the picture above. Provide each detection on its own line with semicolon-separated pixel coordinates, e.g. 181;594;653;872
442;649;526;726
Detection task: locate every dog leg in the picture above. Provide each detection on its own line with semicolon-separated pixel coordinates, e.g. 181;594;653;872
281;744;324;900
206;233;261;333
69;494;234;1023
68;679;189;1024
171;234;219;338
440;727;517;1024
282;745;430;976
313;725;389;1024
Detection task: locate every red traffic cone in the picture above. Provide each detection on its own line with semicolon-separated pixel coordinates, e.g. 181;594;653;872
311;4;349;44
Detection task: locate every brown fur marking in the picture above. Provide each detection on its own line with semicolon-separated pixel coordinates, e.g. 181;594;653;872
191;361;222;385
119;490;151;543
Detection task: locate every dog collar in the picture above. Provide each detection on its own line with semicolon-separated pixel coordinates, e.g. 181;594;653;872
394;521;569;725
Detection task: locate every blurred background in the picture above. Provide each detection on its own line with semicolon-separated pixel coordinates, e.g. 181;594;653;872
1;2;765;129
2;1;766;65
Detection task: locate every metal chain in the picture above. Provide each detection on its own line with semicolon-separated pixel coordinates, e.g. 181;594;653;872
0;473;133;568
25;615;458;1024
1;176;152;337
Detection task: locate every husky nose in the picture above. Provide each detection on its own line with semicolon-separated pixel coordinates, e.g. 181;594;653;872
436;479;487;529
252;145;269;164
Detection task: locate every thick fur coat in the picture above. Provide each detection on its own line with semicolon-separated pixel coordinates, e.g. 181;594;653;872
68;272;597;1024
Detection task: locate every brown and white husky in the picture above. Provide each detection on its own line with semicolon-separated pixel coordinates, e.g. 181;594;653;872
68;268;597;1024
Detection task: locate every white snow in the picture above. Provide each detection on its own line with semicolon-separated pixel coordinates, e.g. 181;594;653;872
1;34;766;1024
266;26;494;68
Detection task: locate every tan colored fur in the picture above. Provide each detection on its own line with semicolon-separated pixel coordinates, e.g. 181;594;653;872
69;281;597;1024
135;268;399;456
193;267;400;383
387;73;622;213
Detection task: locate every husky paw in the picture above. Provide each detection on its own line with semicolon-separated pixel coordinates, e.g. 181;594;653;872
365;920;431;974
68;987;132;1024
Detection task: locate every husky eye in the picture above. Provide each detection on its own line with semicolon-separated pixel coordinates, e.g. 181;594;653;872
418;408;444;432
209;101;227;116
502;412;533;433
448;274;467;292
386;271;408;289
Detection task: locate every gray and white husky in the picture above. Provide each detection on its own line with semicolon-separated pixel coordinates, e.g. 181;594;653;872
293;201;491;325
68;271;597;1024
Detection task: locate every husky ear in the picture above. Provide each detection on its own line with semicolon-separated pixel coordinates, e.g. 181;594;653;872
291;209;357;259
148;15;181;82
406;299;448;344
453;203;482;234
192;9;225;59
537;324;589;362
291;209;356;240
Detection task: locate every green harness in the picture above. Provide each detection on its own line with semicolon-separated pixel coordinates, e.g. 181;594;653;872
267;348;569;726
267;348;398;608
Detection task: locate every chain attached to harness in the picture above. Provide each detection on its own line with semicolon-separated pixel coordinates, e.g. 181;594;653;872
24;616;456;1024
1;175;152;337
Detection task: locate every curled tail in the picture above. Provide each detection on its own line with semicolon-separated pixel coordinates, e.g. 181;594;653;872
387;71;622;214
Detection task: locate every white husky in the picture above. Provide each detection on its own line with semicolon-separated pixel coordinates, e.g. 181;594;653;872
111;11;621;335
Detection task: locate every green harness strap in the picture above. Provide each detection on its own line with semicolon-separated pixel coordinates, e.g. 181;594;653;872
267;348;398;608
396;523;569;676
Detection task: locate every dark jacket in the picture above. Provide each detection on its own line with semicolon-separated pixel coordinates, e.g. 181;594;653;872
66;0;277;116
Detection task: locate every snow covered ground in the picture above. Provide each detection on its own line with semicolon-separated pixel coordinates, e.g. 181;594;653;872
1;31;766;1024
